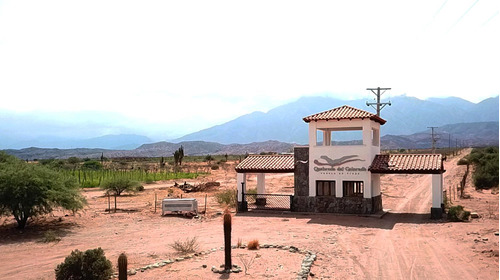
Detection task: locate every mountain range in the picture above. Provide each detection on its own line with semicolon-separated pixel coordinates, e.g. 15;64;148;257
1;95;498;152
4;121;498;160
175;95;499;144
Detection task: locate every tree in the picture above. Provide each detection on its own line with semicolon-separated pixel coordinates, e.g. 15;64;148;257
0;152;86;229
67;157;81;165
55;247;113;280
100;178;139;196
82;160;102;170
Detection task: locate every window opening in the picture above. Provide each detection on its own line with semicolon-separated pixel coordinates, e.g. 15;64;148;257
343;181;364;197
316;181;336;196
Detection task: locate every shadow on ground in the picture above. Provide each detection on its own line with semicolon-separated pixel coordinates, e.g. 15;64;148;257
0;218;79;245
236;211;447;230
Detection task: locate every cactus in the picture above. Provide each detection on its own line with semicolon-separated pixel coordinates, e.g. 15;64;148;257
118;253;127;280
223;209;232;270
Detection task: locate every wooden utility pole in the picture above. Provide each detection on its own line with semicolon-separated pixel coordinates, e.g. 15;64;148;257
366;87;391;116
428;126;439;154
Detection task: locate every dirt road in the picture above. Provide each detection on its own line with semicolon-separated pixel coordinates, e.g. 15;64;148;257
0;150;497;279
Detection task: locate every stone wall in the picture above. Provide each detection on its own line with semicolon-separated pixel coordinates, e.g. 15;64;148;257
292;195;383;214
294;146;309;197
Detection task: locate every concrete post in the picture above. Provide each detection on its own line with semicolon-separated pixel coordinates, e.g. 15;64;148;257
257;173;265;194
256;173;267;206
431;174;443;219
236;173;246;202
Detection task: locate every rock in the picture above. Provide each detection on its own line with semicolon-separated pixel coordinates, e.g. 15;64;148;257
152;263;160;268
471;212;480;218
310;272;315;276
482;238;489;241
175;257;184;261
495;232;499;236
202;264;207;268
128;269;137;275
231;268;240;273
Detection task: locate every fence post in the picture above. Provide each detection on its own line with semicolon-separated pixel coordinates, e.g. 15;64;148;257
154;193;157;213
290;195;294;212
205;194;207;215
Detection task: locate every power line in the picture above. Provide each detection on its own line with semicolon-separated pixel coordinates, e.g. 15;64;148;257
366;87;391;116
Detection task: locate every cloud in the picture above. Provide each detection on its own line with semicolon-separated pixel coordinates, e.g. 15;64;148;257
0;0;497;137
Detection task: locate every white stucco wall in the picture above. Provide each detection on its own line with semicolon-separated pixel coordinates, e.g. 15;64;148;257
307;118;381;198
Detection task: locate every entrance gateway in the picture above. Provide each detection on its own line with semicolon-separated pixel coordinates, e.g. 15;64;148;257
235;105;445;219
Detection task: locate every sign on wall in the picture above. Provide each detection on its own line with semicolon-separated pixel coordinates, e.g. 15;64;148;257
313;155;367;172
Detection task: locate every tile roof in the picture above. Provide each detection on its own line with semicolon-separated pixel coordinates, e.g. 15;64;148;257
235;154;295;173
369;154;444;174
303;105;386;125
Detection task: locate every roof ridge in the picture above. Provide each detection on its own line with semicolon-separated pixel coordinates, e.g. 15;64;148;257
303;104;386;124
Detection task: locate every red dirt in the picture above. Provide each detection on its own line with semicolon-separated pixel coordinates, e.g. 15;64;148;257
0;149;497;279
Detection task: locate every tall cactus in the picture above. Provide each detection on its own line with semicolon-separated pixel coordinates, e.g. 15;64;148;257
223;209;232;270
118;253;127;280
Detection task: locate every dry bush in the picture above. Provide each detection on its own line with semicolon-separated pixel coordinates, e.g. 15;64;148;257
170;237;199;254
247;239;259;250
237;238;243;248
41;230;61;243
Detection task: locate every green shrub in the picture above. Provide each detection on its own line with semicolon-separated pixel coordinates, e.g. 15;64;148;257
100;178;139;196
447;205;471;222
246;188;257;195
82;160;103;170
464;147;499;189
136;185;145;192
55;247;113;280
215;189;237;208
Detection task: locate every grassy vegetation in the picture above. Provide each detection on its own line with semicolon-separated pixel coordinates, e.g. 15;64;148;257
33;154;244;188
61;169;202;188
215;189;237;208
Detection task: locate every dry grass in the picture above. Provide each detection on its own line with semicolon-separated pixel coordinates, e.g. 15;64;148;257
247;239;259;250
170;237;199;254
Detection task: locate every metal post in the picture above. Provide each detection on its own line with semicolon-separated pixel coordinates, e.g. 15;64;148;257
154;193;157;213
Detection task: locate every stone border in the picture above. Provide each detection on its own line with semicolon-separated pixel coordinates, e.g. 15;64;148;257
110;243;317;279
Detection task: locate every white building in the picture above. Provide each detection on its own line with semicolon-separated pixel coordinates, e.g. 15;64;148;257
236;105;445;218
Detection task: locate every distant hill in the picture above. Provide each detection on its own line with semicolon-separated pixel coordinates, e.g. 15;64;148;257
0;134;152;150
4;140;295;160
4;122;497;160
175;96;499;144
381;122;499;149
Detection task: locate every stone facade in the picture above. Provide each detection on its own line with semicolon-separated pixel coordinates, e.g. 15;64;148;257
294;146;309;197
292;195;382;214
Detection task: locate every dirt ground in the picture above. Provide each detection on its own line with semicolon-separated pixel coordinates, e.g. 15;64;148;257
0;149;498;280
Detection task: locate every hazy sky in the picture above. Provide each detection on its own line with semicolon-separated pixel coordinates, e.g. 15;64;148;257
0;1;498;138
